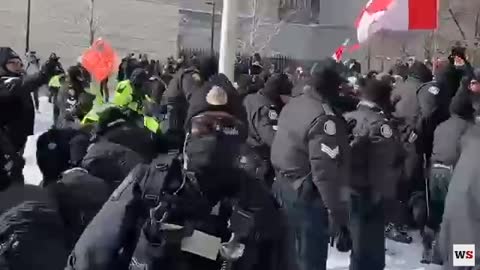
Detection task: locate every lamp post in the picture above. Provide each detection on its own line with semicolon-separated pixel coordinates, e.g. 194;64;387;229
206;1;216;57
25;0;31;53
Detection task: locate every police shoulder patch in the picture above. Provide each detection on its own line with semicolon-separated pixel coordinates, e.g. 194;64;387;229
428;86;440;95
380;124;393;138
192;73;201;82
323;120;336;135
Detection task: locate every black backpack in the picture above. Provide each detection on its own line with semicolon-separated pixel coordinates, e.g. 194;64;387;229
81;140;146;189
129;152;226;270
49;168;112;248
0;201;69;270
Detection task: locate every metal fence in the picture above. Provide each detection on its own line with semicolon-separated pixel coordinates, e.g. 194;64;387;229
180;48;318;74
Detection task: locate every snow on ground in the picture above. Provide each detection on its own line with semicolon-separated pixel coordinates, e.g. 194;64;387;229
24;96;53;186
22;97;442;270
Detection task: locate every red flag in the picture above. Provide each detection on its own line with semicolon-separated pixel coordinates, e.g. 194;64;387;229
81;38;119;82
356;0;438;43
332;39;350;62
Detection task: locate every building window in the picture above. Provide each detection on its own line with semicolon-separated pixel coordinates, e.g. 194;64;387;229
279;0;320;24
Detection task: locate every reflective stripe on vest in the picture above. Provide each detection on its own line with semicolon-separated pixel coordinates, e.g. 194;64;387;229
81;103;115;125
48;75;63;88
113;80;134;107
144;116;161;134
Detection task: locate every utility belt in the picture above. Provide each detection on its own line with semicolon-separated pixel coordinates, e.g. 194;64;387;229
276;170;311;191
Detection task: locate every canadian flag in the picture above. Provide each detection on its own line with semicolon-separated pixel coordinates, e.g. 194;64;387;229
332;39;350;62
356;0;438;43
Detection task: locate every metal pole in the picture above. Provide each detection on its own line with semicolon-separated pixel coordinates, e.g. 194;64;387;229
210;3;216;57
25;0;31;53
219;0;238;81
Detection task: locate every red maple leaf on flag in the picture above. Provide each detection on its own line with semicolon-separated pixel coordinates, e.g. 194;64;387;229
355;0;394;28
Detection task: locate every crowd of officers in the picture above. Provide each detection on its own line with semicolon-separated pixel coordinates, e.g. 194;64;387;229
0;44;479;270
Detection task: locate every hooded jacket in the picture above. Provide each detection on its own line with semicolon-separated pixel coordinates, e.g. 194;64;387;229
0;47;49;151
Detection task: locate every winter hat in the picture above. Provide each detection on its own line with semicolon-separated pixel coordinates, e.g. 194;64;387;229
408;61;433;83
186;73;247;126
0;47;22;76
361;78;393;104
0;47;21;68
261;73;293;100
310;58;347;95
196;56;218;81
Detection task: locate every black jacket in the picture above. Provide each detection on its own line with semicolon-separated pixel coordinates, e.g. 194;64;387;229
431;115;470;166
344;100;404;200
271;86;350;225
439;123;480;269
0;73;48;151
55;82;95;129
243;91;280;157
66;155;296;270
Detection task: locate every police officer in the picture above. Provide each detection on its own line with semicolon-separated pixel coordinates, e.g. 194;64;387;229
113;68;150;113
66;74;295;270
344;79;404;270
163;56;217;144
243;73;292;185
424;69;480;264
56;65;95;129
271;58;350;270
391;61;446;242
439;75;480;270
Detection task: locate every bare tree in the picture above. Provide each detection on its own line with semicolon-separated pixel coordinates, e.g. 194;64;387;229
239;0;294;56
74;0;100;45
88;0;98;45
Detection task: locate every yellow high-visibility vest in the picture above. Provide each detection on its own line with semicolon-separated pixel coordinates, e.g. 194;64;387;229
48;75;63;88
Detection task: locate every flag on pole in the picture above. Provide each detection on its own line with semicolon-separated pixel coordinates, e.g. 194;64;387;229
356;0;438;43
81;38;119;82
332;39;350;62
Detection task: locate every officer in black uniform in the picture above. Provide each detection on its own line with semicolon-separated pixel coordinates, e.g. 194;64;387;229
344;79;404;270
65;74;295;270
243;73;292;185
163;56;217;146
390;61;446;242
439;77;480;270
271;58;351;270
423;69;480;264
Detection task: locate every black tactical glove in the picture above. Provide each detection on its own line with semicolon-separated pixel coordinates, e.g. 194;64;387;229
335;226;352;252
41;53;61;77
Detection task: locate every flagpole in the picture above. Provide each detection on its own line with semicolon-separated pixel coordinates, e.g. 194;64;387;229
218;0;238;82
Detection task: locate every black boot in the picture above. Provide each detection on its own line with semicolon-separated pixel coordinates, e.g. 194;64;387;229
385;223;413;244
431;233;443;265
421;226;435;264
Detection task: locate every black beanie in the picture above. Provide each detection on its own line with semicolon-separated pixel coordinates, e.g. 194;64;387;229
186;74;247;127
408;61;433;83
